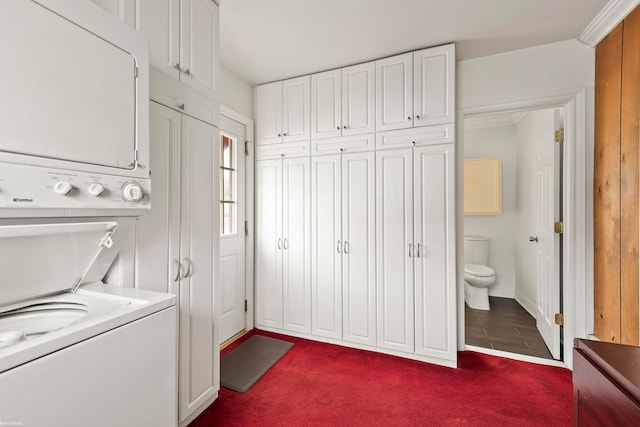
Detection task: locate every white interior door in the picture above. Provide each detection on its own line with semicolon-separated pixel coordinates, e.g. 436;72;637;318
219;115;247;343
534;110;561;359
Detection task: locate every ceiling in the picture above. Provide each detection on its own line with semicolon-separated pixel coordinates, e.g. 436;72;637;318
218;0;608;85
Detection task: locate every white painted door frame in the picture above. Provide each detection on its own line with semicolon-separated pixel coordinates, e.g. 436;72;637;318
457;89;589;369
220;105;255;334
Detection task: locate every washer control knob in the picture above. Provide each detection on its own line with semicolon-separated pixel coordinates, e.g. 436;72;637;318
54;181;73;195
122;182;144;203
88;183;105;197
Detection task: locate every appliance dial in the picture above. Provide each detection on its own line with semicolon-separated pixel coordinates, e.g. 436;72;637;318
88;183;105;196
54;181;73;195
122;182;144;203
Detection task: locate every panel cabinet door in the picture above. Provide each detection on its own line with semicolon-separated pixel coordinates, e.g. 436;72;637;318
413;144;456;361
413;44;455;127
90;0;180;80
180;0;218;99
283;157;311;333
311;69;342;139
136;102;181;295
255;159;284;328
376;148;414;353
342;62;375;136
376;53;413;132
282;76;311;142
311;154;342;339
179;115;217;423
256;81;283;145
342;151;376;346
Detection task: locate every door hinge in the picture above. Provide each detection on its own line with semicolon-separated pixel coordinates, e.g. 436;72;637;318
134;66;139;78
555;129;564;143
554;313;564;326
245;220;249;236
244;299;248;312
554;221;564;234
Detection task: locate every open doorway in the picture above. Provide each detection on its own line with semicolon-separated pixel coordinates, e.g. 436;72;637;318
463;107;563;360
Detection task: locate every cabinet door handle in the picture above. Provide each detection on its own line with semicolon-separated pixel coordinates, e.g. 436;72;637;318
184;68;191;76
337;240;342;253
173;63;181;72
344;241;349;254
416;115;420;120
277;133;282;137
278;238;282;249
407;116;411;121
283;238;288;250
336;126;341;130
416;243;420;258
178;103;185;111
408;243;413;258
283;132;287;136
343;125;347;130
173;259;182;282
181;257;192;279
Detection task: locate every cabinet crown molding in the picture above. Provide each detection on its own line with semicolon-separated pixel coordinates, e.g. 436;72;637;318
579;0;640;46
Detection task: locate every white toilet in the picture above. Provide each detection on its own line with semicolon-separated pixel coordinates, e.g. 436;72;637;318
464;236;496;310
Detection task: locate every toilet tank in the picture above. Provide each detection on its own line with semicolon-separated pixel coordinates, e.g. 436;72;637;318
464;236;489;265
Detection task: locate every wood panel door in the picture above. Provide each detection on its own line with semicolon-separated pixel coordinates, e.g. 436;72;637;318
413;144;456;361
311;69;342;139
376;53;413;132
282;157;311;333
255;159;283;329
342;62;376;136
376;148;414;353
342;151;376;346
178;115;217;423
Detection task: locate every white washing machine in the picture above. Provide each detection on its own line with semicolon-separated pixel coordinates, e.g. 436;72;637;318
0;222;177;427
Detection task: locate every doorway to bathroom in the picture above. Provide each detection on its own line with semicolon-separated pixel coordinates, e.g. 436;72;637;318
462;107;563;361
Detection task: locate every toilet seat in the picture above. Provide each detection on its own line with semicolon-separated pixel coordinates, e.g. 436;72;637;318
464;264;495;277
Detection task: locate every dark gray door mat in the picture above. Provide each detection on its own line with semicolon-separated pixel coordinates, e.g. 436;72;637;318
220;335;294;393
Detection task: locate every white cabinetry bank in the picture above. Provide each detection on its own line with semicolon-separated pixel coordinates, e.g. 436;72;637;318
254;43;457;367
91;1;220;425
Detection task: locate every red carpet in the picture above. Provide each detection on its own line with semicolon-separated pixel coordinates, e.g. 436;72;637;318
191;330;572;426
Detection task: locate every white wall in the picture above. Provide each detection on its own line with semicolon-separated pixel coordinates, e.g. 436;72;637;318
219;64;254;119
463;124;517;298
457;39;595;353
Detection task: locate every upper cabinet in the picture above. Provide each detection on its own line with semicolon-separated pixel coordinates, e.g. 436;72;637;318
311;62;375;139
376;44;455;132
256;76;311;145
91;0;219;100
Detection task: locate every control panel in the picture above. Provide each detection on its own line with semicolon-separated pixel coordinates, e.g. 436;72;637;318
0;162;150;212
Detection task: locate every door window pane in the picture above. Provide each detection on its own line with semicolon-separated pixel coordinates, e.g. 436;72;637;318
220;134;237;235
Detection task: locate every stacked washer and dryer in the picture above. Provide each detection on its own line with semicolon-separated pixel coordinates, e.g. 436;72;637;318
0;1;176;426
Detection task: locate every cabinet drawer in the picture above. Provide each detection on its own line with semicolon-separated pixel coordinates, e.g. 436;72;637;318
376;124;454;149
256;141;310;160
311;134;374;155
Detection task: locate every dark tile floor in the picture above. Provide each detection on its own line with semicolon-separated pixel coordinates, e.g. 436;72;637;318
465;297;553;359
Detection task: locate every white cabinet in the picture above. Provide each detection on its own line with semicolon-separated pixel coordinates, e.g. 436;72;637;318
256;76;311;144
255;157;311;333
137;102;219;425
311;62;375;139
376;44;455;132
310;152;376;343
91;0;218;99
376;143;455;361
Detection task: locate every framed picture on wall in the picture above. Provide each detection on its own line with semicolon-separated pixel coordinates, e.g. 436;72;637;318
464;157;502;215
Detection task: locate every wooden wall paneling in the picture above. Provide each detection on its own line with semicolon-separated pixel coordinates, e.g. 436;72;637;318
620;8;640;346
594;22;623;343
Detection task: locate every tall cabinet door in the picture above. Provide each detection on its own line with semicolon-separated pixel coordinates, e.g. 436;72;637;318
311;154;342;339
376;148;414;353
413;144;456;361
413;45;455;127
180;0;219;98
376;53;413;132
311;69;342;139
255;159;284;328
342;151;376;346
136;102;181;295
256;82;283;145
282;76;311;142
178;115;217;423
342;62;375;136
283;157;311;333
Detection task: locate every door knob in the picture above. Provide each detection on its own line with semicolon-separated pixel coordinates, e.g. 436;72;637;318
529;236;538;243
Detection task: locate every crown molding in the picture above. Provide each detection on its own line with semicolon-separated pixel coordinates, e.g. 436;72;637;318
579;0;640;46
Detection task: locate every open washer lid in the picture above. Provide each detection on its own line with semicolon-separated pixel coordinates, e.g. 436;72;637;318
0;221;117;306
